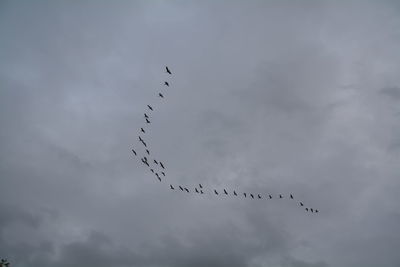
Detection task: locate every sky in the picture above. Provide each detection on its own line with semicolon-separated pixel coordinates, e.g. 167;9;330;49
1;1;400;266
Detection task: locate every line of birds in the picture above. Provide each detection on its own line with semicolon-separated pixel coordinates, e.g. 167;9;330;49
130;66;319;214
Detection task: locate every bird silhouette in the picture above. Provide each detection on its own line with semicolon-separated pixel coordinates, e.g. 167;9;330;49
164;81;169;86
269;194;272;199
315;209;319;213
166;66;172;74
290;194;294;199
300;202;304;206
224;189;228;195
250;194;254;199
184;187;189;193
142;141;147;147
179;186;184;191
214;189;219;195
170;184;174;190
305;208;309;212
243;193;247;198
147;105;153;111
150;169;154;173
159;93;164;98
195;188;199;193
145;118;150;124
143;156;148;162
139;136;143;142
233;190;237;196
310;208;314;213
161;172;165;176
154;159;158;164
200;190;204;194
199;183;203;189
131;149;137;155
157;176;162;182
146;149;150;155
160;162;165;169
141;127;145;133
144;113;149;118
258;194;262;199
279;194;283;199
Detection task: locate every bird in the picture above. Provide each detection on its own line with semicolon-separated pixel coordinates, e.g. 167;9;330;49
154;159;158;164
139;136;143;142
160;162;165;169
131;149;137;155
250;194;254;199
269;194;272;199
166;66;172;74
243;193;247;198
279;194;283;199
170;185;174;190
150;169;154;173
214;189;219;195
224;189;228;195
145;118;150;124
305;208;309;212
315;209;319;213
143;156;148;162
155;173;160;178
179;186;184;191
233;190;237;196
142;141;147;147
195;188;199;193
141;127;145;133
146;149;150;155
157;176;161;182
290;194;294;199
200;190;204;194
300;202;304;206
258;194;262;199
164;81;169;86
147;105;153;111
199;183;203;189
310;208;314;213
184;187;189;193
161;172;165;176
144;113;149;118
159;93;164;98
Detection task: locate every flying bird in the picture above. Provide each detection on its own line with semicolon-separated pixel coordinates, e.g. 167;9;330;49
315;209;319;213
150;169;154;173
161;172;165;176
233;190;237;196
310;208;314;213
159;93;164;98
164;81;169;86
184;187;189;193
243;193;247;198
199;184;203;189
145;118;150;124
214;189;219;195
195;188;199;193
131;149;137;156
157;176;161;182
144;113;149;118
305;208;309;212
290;194;294;199
139;136;143;142
166;66;172;74
179;186;184;191
146;149;150;155
147;105;153;111
154;159;158;164
142;141;147;147
258;194;262;199
250;194;254;199
141;128;145;133
224;189;228;195
200;190;204;194
160;162;165;169
170;185;174;190
269;195;272;199
143;156;148;162
300;202;304;206
279;194;283;199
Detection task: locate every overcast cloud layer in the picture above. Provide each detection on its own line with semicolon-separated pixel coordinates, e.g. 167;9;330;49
1;1;400;266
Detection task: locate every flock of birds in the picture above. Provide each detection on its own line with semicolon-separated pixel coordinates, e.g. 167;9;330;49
131;66;319;214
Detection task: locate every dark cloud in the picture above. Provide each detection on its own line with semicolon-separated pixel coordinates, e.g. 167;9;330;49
1;1;400;267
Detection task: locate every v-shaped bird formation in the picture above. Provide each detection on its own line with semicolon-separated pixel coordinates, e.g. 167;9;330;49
130;66;319;215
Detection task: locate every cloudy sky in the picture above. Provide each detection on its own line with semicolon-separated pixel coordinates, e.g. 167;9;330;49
1;1;400;266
